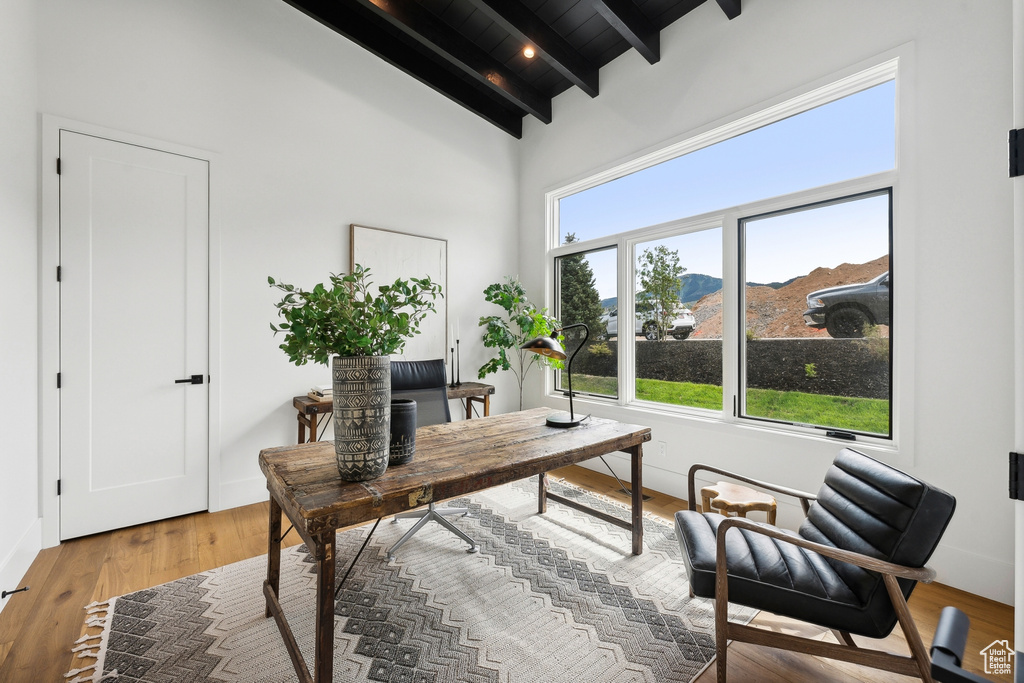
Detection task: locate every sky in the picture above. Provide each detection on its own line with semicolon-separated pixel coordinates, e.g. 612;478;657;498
744;193;889;284
561;80;895;299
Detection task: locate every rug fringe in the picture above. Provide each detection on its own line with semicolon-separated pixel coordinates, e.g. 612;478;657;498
63;598;118;683
64;662;119;682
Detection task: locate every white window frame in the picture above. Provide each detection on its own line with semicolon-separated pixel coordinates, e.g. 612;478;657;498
543;56;915;466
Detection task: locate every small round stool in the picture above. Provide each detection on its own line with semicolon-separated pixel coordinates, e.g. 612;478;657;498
700;481;777;525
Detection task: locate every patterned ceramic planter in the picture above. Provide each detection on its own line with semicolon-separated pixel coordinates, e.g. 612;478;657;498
332;355;391;481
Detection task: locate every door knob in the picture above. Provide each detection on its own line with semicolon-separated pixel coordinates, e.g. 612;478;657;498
174;374;205;385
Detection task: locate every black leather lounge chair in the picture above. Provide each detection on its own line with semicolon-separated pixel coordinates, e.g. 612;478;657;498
675;448;956;682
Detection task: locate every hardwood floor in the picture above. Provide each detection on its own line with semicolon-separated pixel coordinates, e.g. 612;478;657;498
0;465;1011;682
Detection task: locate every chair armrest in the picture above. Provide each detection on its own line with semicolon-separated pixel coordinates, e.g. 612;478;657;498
714;516;937;583
687;463;818;515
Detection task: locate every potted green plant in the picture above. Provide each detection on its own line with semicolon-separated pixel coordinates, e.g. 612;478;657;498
270;264;442;481
478;277;563;410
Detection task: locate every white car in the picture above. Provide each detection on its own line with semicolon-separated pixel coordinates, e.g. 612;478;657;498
601;305;696;340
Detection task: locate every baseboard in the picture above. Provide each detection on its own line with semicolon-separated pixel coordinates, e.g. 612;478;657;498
216;477;269;512
928;542;1013;605
0;518;42;616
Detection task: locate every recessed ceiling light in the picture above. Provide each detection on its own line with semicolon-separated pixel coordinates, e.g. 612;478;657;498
523;46;535;59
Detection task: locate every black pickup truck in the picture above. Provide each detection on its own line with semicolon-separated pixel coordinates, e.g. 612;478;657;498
802;271;890;338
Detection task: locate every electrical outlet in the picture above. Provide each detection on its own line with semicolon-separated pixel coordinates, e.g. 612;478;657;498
657;440;667;459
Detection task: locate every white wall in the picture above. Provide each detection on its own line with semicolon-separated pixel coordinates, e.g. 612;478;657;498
35;0;521;513
0;0;41;614
519;0;1015;603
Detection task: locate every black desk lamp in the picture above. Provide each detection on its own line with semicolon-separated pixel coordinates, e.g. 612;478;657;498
521;323;589;428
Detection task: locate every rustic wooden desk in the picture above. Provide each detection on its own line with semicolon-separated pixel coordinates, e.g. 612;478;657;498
292;382;495;443
259;407;650;683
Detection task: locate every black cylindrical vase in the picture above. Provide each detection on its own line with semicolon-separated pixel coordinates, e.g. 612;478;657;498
389;399;417;466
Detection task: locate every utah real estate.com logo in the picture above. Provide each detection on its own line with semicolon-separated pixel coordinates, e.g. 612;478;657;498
980;640;1014;676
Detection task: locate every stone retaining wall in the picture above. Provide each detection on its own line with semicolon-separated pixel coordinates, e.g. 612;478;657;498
571;338;889;399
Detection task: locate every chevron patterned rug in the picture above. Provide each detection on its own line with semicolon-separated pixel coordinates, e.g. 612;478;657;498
66;476;755;683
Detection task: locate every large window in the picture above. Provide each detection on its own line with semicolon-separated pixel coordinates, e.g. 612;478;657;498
549;63;898;445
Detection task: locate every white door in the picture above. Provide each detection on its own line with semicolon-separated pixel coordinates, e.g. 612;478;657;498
59;130;209;540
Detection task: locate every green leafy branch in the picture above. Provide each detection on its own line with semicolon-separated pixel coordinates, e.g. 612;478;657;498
269;264;443;365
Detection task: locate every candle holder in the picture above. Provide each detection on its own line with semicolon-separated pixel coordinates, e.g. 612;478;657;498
449;346;456;388
456;339;462;386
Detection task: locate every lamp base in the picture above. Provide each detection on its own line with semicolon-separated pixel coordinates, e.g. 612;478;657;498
545;412;585;428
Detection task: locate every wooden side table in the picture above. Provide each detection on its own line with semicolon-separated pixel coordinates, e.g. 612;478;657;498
292;382;495;444
292;395;335;444
446;381;495;420
700;481;777;524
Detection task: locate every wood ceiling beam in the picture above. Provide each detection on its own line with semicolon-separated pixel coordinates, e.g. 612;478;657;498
592;0;659;65
282;0;524;138
716;0;741;20
465;0;600;98
353;0;551;123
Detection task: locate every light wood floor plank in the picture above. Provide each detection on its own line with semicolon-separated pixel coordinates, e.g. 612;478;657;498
0;464;1010;682
0;533;111;682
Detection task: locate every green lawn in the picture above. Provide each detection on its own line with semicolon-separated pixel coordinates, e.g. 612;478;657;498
564;373;889;435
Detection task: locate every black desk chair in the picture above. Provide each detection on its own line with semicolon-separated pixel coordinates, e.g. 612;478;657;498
930;606;994;683
387;359;478;560
675;448;956;682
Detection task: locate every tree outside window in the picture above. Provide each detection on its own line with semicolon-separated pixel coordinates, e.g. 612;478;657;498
559;234;607;354
637;245;685;341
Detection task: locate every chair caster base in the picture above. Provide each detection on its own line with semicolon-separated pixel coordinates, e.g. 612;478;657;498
387;501;478;561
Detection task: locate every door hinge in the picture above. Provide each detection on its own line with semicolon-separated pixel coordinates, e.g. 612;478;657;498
1010;452;1024;500
57;265;61;282
56;157;61;175
57;480;61;496
57;372;61;389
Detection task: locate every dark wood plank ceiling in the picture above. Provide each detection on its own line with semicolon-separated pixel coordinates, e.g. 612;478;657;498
282;0;741;138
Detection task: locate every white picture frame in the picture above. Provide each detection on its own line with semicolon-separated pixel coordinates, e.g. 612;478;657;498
350;224;448;361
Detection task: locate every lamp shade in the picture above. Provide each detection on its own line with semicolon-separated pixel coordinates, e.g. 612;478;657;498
520;335;567;360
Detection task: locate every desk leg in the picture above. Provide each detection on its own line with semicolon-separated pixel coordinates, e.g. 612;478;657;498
631;445;644;556
313;531;335;683
483;394;490;417
465;398;472;420
297;414;307;445
538;472;547;514
266;496;282;618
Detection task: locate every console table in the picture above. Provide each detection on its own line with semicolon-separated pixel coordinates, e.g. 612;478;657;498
259;408;650;683
292;381;494;443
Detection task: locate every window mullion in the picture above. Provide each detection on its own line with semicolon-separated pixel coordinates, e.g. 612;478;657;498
618;236;635;406
722;211;741;419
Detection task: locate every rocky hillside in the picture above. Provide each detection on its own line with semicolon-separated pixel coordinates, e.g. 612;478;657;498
691;255;890;339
